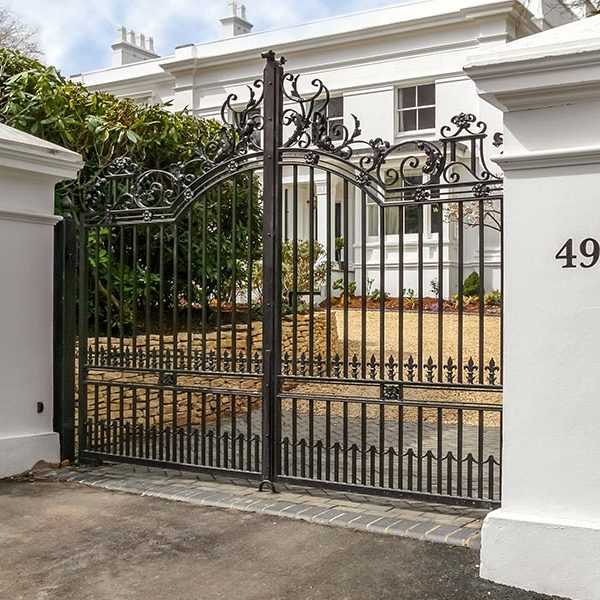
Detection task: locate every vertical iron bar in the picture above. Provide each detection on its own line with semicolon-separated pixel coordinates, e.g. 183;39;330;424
118;226;125;365
398;206;404;381
343;179;349;377
216;185;222;370
437;201;444;381
308;166;315;375
417;203;423;381
132;226;138;361
292;165;299;374
202;193;208;369
247;173;254;372
232;175;238;369
187;214;192;369
379;204;385;380
478;199;485;382
326;172;332;376
361;191;367;379
457;203;464;381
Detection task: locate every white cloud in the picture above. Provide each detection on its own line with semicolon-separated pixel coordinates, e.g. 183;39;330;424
4;0;399;74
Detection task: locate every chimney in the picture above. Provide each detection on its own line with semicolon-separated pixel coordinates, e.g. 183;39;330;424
220;1;253;38
112;26;159;67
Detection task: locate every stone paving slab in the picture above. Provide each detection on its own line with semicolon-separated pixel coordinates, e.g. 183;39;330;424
37;462;487;550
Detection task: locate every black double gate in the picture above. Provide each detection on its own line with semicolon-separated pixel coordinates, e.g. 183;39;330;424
71;53;504;507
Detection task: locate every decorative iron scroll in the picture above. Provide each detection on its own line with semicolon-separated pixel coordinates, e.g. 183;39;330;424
81;78;265;223
81;60;503;224
281;70;502;195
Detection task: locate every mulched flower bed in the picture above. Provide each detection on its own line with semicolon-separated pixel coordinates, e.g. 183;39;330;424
323;296;501;315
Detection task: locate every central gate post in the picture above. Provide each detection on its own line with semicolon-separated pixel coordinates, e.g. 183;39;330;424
260;51;284;491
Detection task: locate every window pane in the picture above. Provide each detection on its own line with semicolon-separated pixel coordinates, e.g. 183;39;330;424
398;109;417;132
399;87;416;109
385;206;399;235
418;107;435;130
405;206;420;234
367;204;378;236
417;84;435;106
328;97;343;118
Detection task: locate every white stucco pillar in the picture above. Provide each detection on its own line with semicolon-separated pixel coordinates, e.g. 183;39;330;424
0;124;82;478
465;16;600;600
315;179;328;248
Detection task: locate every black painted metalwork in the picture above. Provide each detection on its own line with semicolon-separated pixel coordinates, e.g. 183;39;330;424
73;52;504;507
54;216;77;462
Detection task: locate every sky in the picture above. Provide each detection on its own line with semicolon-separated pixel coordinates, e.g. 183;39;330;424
5;0;410;76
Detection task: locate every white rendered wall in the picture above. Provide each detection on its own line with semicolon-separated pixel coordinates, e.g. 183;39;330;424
0;150;81;477
466;18;600;598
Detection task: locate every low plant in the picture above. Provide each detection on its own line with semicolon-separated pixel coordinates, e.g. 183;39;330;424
403;288;417;310
369;288;390;303
485;290;502;307
333;277;357;300
451;294;479;308
430;278;440;297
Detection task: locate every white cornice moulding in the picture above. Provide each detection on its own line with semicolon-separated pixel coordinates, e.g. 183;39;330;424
465;43;600;111
0;209;62;226
160;3;521;75
493;145;600;171
0;142;83;180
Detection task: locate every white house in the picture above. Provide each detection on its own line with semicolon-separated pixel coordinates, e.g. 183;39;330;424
72;0;590;299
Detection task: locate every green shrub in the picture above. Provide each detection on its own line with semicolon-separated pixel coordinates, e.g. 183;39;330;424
463;271;481;297
0;49;263;331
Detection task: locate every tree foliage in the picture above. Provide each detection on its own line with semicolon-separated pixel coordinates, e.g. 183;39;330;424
0;49;263;333
0;8;40;57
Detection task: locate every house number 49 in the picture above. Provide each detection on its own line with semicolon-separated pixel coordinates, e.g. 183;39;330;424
555;238;600;269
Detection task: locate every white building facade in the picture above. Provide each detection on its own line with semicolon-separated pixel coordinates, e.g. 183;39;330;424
73;0;588;299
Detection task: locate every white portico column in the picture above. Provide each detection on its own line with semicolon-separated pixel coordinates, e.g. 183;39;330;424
0;124;82;478
315;179;330;252
465;16;600;600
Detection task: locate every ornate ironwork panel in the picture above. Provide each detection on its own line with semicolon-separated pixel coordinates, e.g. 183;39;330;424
75;52;503;507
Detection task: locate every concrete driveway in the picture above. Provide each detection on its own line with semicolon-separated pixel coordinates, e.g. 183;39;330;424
0;479;557;600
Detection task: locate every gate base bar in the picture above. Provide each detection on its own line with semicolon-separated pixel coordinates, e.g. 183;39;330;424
79;451;262;482
275;475;499;510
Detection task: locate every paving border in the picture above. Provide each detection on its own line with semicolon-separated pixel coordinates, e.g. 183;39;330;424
35;464;484;550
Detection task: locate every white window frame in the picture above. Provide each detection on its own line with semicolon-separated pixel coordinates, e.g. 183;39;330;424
366;173;441;240
395;82;436;137
315;96;344;141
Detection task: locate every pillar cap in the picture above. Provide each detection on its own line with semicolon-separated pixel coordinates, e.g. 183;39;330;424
0;123;83;180
465;14;600;111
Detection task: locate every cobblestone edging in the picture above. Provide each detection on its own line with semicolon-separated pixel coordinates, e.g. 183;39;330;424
39;464;485;550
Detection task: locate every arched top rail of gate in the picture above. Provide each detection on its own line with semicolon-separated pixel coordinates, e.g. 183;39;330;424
79;55;503;226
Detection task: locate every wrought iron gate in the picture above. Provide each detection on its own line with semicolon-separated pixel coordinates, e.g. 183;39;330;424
76;52;503;507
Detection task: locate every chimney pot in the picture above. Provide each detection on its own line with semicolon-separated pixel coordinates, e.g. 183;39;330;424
112;27;159;67
220;0;253;38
